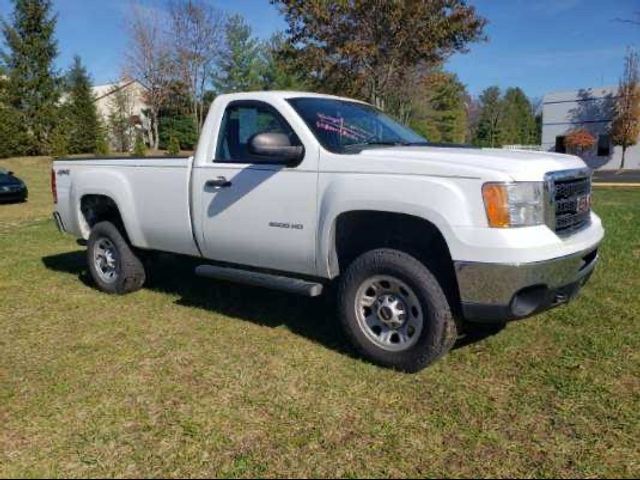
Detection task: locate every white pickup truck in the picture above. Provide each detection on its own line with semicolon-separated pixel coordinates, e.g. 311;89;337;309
52;91;604;372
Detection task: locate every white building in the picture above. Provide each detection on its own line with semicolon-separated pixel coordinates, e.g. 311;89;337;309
92;79;150;151
542;86;639;170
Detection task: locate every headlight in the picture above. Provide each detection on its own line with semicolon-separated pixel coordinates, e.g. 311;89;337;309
482;182;545;228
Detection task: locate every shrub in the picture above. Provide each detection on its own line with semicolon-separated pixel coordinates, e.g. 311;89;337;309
565;128;596;154
132;133;147;157
49;125;69;158
95;119;110;155
95;132;110;156
167;135;181;156
159;115;197;150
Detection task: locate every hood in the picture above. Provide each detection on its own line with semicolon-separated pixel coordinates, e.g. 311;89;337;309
347;146;587;182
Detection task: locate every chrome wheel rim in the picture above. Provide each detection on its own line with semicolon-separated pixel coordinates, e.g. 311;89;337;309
354;275;424;352
93;237;119;284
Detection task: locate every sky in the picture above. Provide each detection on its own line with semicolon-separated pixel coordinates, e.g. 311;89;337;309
0;0;638;100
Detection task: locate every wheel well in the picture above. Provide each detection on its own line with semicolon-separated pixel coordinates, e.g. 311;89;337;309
80;195;128;239
333;211;460;312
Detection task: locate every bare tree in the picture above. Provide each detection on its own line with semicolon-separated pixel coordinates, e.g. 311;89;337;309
169;0;225;133
107;81;137;153
611;49;640;170
124;2;174;150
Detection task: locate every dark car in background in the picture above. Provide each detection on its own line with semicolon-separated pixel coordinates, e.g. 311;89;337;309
0;168;28;203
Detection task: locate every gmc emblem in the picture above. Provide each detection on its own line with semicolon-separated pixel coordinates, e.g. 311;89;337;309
576;194;591;214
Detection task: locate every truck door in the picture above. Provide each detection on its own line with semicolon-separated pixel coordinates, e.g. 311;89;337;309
193;100;318;276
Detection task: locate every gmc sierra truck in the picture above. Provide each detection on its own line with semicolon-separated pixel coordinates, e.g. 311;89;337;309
52;91;604;372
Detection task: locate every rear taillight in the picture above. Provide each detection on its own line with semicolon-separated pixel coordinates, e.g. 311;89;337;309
51;169;57;204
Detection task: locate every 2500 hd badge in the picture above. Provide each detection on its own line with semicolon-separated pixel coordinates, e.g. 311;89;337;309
269;221;304;230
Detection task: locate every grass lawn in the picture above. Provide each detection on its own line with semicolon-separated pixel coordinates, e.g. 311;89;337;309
1;156;639;477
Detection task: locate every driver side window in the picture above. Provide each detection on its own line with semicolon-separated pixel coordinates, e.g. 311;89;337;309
215;101;300;163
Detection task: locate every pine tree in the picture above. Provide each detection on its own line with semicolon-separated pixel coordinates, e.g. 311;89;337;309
1;0;60;155
0;103;28;158
500;87;537;145
63;56;98;154
0;66;28;158
261;32;308;91
473;86;503;147
423;72;467;144
213;14;265;93
49;122;69;157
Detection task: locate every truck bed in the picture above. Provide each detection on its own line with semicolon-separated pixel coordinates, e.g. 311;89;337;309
53;156;201;257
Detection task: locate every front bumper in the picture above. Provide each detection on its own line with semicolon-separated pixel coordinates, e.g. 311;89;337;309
455;244;600;322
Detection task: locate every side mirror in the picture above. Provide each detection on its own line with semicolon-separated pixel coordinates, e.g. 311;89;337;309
248;132;304;164
8;171;14;176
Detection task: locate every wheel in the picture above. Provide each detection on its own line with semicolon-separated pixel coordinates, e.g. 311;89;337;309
338;248;458;372
87;221;146;294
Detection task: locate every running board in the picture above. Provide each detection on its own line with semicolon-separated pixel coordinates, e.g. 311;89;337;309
195;265;324;297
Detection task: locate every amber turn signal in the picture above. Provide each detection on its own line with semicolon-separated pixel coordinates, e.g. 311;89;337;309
482;183;510;228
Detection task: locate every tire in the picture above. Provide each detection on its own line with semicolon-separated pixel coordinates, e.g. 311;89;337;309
338;248;458;373
87;221;146;294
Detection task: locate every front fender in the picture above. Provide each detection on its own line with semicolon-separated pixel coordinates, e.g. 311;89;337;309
316;174;481;278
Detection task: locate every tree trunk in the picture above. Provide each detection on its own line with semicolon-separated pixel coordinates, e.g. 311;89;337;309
620;145;627;171
149;108;159;151
192;98;200;136
153;118;159;151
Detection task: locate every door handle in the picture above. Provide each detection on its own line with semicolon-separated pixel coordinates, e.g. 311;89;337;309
206;176;232;188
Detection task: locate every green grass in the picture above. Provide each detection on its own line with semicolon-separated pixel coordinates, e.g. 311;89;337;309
1;156;639;477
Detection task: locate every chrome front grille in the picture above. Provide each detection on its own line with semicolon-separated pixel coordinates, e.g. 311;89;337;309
545;169;592;235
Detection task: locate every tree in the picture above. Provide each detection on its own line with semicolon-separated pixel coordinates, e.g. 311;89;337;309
611;49;640;170
158;80;198;150
499;87;537;145
465;95;481;144
0;103;28;158
213;14;264;94
169;0;225;133
565;128;596;154
0;67;28;158
125;2;174;150
95;118;110;155
261;32;308;91
108;83;136;153
63;55;99;154
1;0;60;155
272;0;486;118
532;98;543;146
410;71;467;144
473;86;503;147
159;115;197;150
49;121;69;157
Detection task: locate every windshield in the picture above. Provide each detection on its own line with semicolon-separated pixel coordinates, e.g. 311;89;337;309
287;97;427;154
